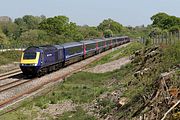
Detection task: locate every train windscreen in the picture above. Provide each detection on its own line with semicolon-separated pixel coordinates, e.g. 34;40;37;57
23;52;36;59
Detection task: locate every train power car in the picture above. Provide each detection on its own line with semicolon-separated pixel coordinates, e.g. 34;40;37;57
80;40;96;58
20;45;64;76
61;42;83;65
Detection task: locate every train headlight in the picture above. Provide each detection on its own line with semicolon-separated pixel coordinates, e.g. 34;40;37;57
33;63;38;66
20;63;37;66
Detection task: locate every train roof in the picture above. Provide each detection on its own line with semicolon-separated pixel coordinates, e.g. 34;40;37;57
116;36;129;39
80;40;96;44
61;42;83;48
104;37;113;41
53;45;63;50
24;45;55;52
93;39;104;42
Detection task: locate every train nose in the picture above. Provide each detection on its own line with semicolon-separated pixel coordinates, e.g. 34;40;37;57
20;66;41;76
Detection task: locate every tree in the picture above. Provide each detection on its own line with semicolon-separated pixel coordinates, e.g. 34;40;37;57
103;29;113;38
78;25;100;39
0;21;18;39
14;17;28;33
151;12;180;30
169;26;180;33
39;16;83;41
19;30;48;46
39;16;70;35
0;28;10;46
97;18;123;35
22;15;43;29
151;13;169;29
14;15;46;39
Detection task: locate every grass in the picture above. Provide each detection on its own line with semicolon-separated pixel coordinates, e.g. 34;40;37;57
33;71;111;106
0;62;134;119
0;50;22;65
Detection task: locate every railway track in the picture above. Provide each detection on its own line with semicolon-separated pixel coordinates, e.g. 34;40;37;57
0;68;26;93
0;69;22;81
0;80;29;93
0;42;130;113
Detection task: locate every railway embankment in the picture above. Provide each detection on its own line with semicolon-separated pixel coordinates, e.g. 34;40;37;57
0;42;179;120
115;45;180;120
83;45;180;120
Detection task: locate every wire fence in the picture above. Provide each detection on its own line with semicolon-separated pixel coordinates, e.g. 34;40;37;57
140;31;180;45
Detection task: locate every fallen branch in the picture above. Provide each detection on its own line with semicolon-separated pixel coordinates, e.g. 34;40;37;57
132;89;160;117
161;100;180;120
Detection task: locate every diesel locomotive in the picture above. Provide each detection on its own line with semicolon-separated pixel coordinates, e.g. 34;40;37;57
20;36;130;76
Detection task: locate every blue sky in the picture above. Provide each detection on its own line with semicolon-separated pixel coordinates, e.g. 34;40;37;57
0;0;179;26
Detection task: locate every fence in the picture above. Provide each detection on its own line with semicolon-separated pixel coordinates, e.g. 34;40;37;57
140;31;180;45
0;44;26;52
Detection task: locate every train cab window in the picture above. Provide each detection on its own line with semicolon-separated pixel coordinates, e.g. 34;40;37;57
23;52;36;59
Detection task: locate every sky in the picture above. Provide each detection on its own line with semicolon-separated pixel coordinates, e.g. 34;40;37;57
0;0;179;26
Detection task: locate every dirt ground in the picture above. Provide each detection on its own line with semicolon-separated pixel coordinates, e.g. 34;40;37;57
40;100;76;119
84;57;131;73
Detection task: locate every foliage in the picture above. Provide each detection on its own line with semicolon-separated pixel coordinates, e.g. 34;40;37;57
14;15;45;39
151;12;180;31
77;25;101;39
0;29;10;45
98;18;123;35
124;25;152;39
149;27;162;37
15;15;44;30
169;26;180;33
39;16;83;41
0;21;18;39
103;29;113;38
0;50;21;65
19;29;49;46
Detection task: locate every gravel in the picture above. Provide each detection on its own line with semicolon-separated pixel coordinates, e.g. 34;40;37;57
85;57;131;73
0;63;19;74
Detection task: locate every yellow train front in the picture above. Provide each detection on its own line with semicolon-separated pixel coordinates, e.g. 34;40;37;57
20;47;42;76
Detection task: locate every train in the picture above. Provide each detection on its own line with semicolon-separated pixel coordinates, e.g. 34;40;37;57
20;36;130;77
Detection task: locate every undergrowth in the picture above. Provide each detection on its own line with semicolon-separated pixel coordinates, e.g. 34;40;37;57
0;51;21;65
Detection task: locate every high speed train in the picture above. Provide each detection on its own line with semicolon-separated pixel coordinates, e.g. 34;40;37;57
20;36;130;76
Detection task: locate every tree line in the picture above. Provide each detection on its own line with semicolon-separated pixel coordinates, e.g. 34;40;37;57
0;12;179;48
0;15;120;47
